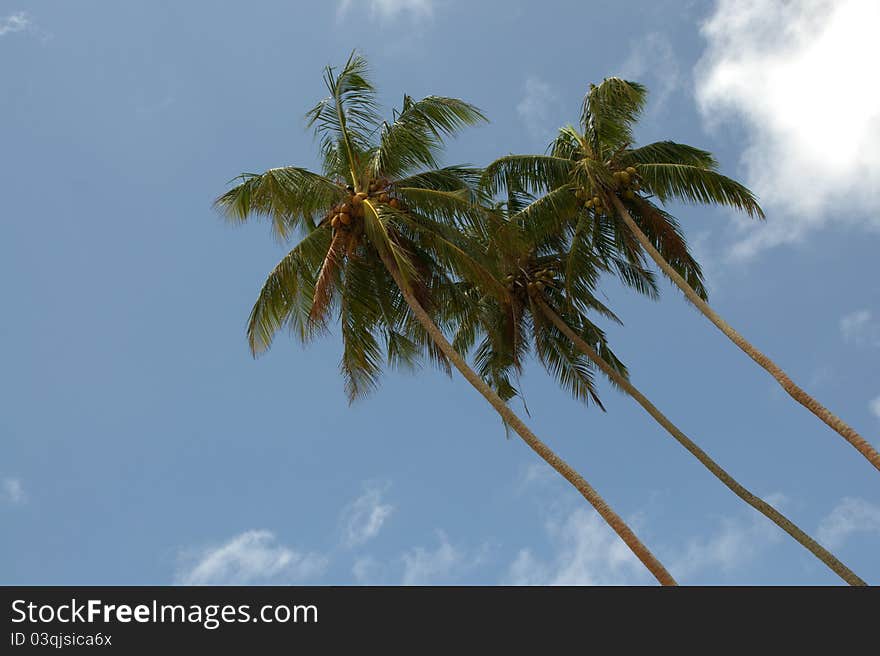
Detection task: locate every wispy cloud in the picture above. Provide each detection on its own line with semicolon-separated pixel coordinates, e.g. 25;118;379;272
506;507;652;585
671;493;787;580
352;555;382;583
349;533;487;585
0;11;30;36
340;481;394;548
618;33;682;110
516;76;559;143
520;461;557;489
817;497;880;549
869;396;880;421
840;309;880;347
2;477;26;505
696;0;880;259
176;530;328;585
337;0;433;22
401;532;487;585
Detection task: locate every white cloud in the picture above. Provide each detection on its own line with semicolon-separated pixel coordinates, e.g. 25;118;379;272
337;0;433;22
401;532;485;585
696;0;880;259
176;530;328;585
0;11;29;36
672;493;786;579
869;396;880;421
2;477;26;504
516;76;559;143
840;309;880;347
352;555;383;583
817;497;880;549
618;33;682;110
340;482;394;548
349;532;485;584
506;507;652;585
521;461;556;488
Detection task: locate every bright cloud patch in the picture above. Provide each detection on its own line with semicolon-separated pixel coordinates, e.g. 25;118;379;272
352;555;382;583
401;532;485;585
817;497;880;548
869;396;880;421
672;493;786;580
840;309;880;347
0;12;29;36
2;477;26;504
176;530;328;585
618;33;681;110
516;76;559;143
341;482;394;548
337;0;433;21
506;507;651;585
696;0;880;258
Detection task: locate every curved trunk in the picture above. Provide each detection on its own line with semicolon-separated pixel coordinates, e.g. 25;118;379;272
534;296;865;586
611;196;880;474
379;250;677;586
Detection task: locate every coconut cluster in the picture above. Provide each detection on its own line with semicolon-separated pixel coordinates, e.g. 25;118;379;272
572;165;641;214
612;166;641;201
328;179;403;232
503;265;557;297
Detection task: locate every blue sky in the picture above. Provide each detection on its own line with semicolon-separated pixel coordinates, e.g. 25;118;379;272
2;0;879;585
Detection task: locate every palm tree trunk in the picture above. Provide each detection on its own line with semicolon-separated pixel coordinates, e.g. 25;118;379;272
378;250;677;586
611;196;880;474
533;295;866;586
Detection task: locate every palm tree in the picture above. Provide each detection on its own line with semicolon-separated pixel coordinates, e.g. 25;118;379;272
483;78;879;473
456;189;864;585
215;53;676;585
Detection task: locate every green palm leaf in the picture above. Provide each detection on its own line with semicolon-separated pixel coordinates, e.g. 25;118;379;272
215;168;344;240
246;226;333;354
636;164;764;218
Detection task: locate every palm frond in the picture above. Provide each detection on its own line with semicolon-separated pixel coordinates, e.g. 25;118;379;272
214;168;344;240
481;155;571;197
247;226;333;355
387;203;507;301
311;230;346;324
339;254;384;401
306;51;380;185
582;78;647;154
630;197;708;300
622;141;718;169
397;165;483;192
513;183;580;243
531;306;604;408
371;96;486;178
362;200;418;289
549;125;584;159
636;164;765;218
